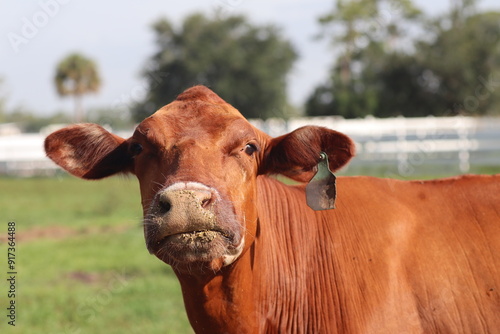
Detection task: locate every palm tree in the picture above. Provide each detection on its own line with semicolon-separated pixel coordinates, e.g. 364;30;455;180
54;53;101;122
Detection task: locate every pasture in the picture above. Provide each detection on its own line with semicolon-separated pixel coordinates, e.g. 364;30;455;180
1;167;500;333
0;177;192;334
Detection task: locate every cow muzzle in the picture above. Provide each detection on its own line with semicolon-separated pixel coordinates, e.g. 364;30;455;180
144;182;244;269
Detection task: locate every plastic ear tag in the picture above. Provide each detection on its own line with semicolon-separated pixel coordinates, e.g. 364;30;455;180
306;152;337;210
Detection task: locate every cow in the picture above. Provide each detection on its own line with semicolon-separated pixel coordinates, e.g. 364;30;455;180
45;85;500;333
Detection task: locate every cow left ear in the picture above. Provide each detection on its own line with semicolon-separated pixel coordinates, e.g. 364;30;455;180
45;123;133;179
259;126;355;182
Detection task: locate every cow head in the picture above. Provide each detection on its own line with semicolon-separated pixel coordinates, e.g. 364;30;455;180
45;86;354;274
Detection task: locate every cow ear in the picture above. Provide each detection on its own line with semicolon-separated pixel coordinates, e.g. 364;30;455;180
44;124;133;179
259;126;355;182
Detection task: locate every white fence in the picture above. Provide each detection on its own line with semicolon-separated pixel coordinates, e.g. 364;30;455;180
0;129;133;177
1;116;499;177
251;115;500;177
0;133;57;177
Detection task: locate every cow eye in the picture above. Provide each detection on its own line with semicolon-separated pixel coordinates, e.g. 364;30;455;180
129;142;143;156
244;143;258;156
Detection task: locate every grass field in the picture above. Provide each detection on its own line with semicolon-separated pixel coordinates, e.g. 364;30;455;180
0;177;192;334
1;168;499;333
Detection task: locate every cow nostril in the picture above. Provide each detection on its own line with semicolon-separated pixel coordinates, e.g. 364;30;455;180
157;188;212;214
201;198;211;208
159;199;172;214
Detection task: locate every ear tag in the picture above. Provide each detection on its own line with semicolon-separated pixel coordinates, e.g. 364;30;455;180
306;152;337;210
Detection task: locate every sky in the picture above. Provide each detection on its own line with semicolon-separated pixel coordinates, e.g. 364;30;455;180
1;0;499;117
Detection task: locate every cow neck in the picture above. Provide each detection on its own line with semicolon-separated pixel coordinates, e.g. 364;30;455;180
173;175;342;333
253;176;347;332
174;245;259;333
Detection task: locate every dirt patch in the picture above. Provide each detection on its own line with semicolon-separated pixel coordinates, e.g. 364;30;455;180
65;271;103;284
0;225;135;243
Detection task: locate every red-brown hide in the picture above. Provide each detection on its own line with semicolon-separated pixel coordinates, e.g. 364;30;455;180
45;86;500;333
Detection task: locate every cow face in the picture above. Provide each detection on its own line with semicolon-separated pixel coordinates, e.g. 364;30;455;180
45;86;354;274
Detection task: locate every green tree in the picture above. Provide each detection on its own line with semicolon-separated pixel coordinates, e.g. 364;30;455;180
132;13;297;121
2;108;72;133
54;53;101;122
307;0;500;118
307;0;422;117
417;10;500;115
449;0;478;27
87;107;135;130
317;0;421;83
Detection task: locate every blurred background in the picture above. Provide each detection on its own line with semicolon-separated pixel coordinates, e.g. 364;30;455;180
1;0;500;178
1;0;499;333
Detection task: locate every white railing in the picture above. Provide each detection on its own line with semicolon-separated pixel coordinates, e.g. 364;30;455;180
252;115;500;177
0;133;57;177
1;116;499;177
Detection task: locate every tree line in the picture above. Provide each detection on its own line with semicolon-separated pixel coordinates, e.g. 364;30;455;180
306;0;500;118
2;0;499;131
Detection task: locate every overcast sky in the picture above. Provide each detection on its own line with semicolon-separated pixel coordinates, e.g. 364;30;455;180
1;0;499;117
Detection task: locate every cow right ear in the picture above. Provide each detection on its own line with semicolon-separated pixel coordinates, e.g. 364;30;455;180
258;126;355;182
44;124;133;179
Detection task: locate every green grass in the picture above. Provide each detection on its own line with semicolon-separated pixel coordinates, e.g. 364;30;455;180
0;176;142;232
15;230;191;334
2;168;499;333
0;176;192;334
339;164;500;180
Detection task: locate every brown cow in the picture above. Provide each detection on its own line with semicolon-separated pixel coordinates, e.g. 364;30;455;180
45;86;500;333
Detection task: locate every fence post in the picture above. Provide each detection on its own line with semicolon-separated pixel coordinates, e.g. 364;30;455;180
396;117;411;176
456;117;471;173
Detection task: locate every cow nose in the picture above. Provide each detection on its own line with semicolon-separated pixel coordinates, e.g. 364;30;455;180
157;188;213;215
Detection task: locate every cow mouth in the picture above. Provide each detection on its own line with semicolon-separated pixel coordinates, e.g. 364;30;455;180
157;229;232;246
151;228;238;264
